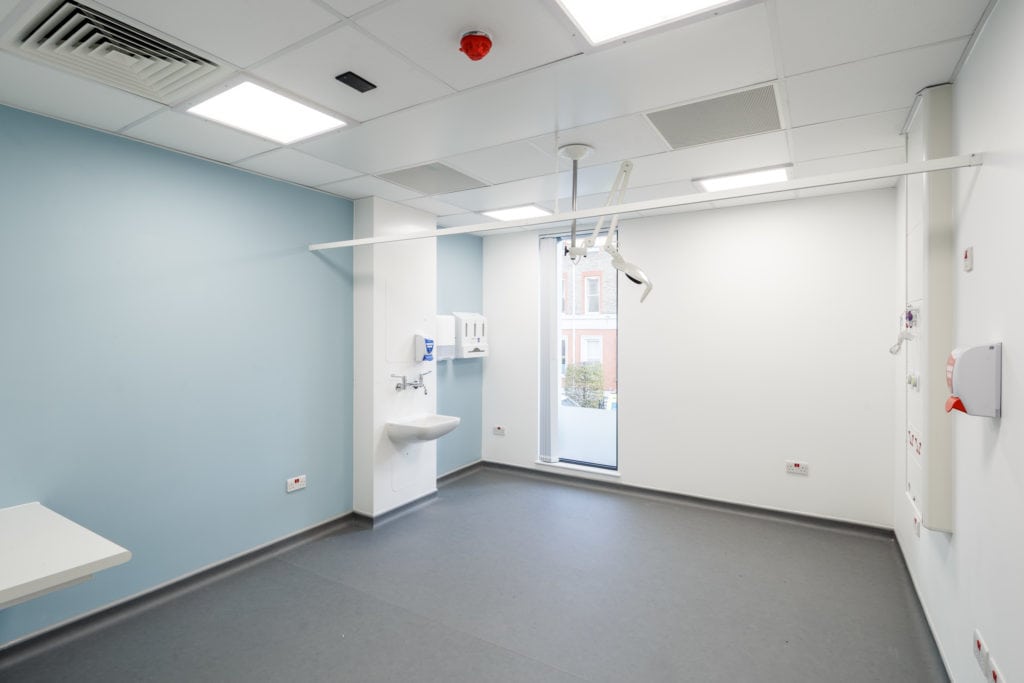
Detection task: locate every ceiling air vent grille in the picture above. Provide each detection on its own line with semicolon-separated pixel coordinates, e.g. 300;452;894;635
380;163;486;195
647;85;781;149
18;0;218;104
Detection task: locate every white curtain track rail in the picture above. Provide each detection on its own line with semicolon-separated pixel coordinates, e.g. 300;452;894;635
308;154;982;252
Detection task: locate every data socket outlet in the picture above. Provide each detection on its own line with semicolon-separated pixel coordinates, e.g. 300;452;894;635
785;460;809;475
286;474;307;493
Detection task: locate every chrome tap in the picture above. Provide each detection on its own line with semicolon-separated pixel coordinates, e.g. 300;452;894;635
391;370;431;395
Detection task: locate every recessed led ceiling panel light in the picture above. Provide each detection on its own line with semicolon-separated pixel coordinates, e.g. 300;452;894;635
695;165;791;192
482;205;552;221
188;82;346;144
556;0;742;45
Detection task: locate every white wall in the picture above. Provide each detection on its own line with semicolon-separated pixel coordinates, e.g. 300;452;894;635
484;190;897;527
353;198;438;517
894;1;1024;680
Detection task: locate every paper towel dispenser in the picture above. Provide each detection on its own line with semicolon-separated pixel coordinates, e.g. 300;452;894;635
435;315;456;361
945;343;1001;417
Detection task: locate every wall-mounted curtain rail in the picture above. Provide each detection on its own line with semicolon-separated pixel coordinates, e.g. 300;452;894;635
309;154;981;252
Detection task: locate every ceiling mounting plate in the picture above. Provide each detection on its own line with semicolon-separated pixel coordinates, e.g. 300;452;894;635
558;143;594;161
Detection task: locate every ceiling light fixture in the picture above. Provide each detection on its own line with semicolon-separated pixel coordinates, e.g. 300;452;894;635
694;165;791;192
556;0;742;45
482;205;552;220
187;81;346;144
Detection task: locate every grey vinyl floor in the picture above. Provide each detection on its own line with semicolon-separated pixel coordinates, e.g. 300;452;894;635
0;467;947;682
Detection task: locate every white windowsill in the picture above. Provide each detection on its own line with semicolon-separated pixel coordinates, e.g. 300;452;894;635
534;460;621;478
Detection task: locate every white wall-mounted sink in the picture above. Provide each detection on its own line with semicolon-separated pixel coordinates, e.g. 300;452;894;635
386;414;461;443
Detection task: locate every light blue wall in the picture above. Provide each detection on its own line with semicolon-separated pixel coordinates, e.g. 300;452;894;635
0;105;354;645
436;235;483;476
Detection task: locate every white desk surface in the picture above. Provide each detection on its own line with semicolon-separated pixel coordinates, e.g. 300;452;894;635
0;502;131;609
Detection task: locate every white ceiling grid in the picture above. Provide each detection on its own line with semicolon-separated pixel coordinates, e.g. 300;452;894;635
0;0;992;226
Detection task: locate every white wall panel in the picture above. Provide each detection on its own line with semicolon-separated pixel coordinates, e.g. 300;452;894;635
894;1;1024;680
483;190;898;526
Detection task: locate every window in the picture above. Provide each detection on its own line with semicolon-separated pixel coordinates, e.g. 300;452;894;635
539;236;617;470
581;335;602;364
585;275;600;313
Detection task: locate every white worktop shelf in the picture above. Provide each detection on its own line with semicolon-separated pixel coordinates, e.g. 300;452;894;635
0;502;131;609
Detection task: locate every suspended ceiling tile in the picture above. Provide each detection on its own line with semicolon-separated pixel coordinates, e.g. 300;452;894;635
356;0;579;91
619;179;702;205
437;174;564;213
792;147;906;179
379;163;486;194
318;175;420;201
0;0;33;29
786;39;968;127
554;5;777;129
234;148;360;187
628;132;790;188
438;213;491;229
775;0;989;76
319;0;384;17
298;4;775;177
438;162;627;214
297;68;562;174
790;109;908;162
530;115;671;169
0;52;163;131
402;196;469;217
95;0;339;68
537;178;700;215
122;110;277;163
444;141;558;185
251;24;453;123
646;85;781;149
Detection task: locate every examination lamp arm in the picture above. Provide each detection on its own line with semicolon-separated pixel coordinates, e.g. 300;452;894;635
566;160;652;302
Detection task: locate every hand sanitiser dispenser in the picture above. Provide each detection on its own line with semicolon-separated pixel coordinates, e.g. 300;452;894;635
414;334;434;362
452;312;488;358
945;343;1001;417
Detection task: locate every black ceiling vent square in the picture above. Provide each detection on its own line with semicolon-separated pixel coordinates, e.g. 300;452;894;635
336;71;376;93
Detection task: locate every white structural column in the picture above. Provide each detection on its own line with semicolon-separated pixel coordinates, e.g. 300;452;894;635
904;84;955;532
352;198;438;517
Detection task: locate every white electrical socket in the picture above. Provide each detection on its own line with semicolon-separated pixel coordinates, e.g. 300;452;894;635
493;425;507;436
912;514;921;537
974;630;990;675
286;474;307;493
785;460;809;475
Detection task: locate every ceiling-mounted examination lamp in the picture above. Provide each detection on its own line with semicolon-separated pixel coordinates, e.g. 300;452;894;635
694;164;792;193
482;205;552;221
561;150;654;303
187;81;346;144
556;0;742;45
